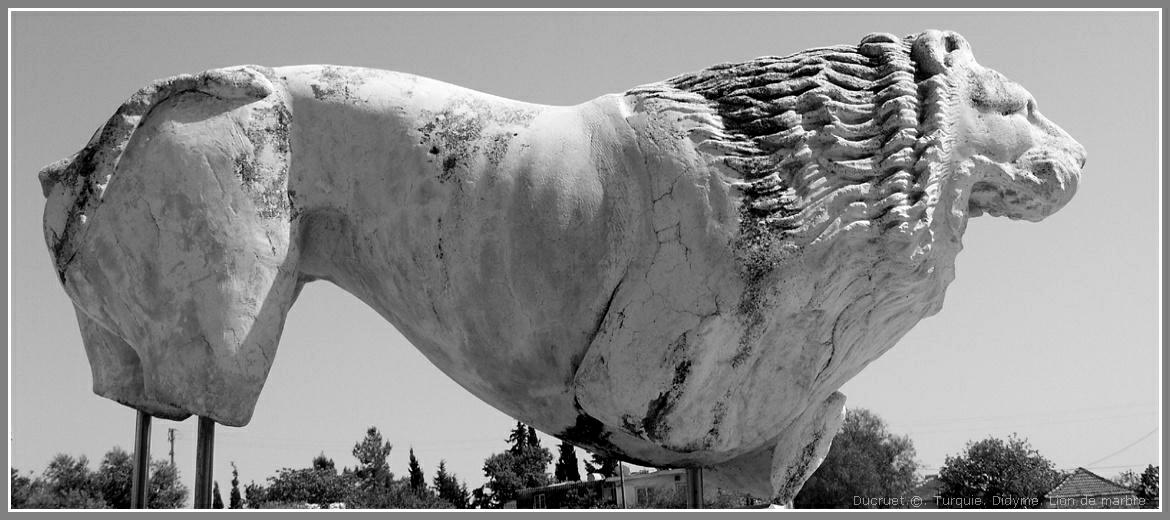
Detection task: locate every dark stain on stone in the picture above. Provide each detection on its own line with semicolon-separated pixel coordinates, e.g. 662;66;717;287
671;359;691;387
234;153;259;184
435;215;442;262
309;66;364;103
730;204;777;367
704;399;728;447
556;399;662;467
417;99;541;183
620;414;645;437
641;356;692;442
420;108;483;183
484;133;512;167
287;188;303;220
441;155;459;178
642;392;673;441
775;429;824;502
310;84;331;100
46;145;101;283
235;101;293;221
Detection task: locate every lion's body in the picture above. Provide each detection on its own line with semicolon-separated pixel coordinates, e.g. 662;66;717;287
40;31;1084;500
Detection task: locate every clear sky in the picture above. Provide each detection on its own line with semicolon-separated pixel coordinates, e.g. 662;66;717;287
9;11;1160;503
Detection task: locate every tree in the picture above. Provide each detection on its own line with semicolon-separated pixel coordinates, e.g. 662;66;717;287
352;426;394;490
17;453;106;508
244;480;267;508
794;408;919;508
229;462;242;509
458;482;473;509
147;460;189;509
585;452;620;479
1137;465;1159;509
91;447;189;509
470;485;492;509
10;449;187;509
1116;465;1159;509
936;434;1060;509
261;466;353;507
1114;468;1141;489
408;448;427;495
554;440;582;482
94;447;133;509
507;421;529;455
432;460;471;508
312;452;335;472
11;468;35;508
45;454;97;498
212;481;225;509
481;425;554;508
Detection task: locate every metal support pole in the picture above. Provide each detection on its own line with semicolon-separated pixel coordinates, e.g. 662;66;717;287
686;467;704;509
618;463;626;508
130;411;152;509
194;417;215;509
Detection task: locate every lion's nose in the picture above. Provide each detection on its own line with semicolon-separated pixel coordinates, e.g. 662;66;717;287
941;31;969;53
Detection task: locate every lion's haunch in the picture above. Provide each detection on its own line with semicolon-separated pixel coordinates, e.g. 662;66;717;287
40;30;1083;502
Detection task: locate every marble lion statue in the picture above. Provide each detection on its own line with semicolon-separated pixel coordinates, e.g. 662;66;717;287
39;30;1084;502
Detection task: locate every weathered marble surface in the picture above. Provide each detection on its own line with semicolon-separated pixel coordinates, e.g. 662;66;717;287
39;30;1084;501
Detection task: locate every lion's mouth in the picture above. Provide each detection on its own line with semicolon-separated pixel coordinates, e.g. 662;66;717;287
968;145;1085;222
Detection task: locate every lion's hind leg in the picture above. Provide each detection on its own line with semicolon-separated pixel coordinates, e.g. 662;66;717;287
58;67;300;426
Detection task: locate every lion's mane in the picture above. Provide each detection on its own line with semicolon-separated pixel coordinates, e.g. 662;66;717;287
628;34;959;276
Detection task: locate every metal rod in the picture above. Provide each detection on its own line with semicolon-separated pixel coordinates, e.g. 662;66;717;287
686;467;703;509
194;417;215;509
130;411;152;509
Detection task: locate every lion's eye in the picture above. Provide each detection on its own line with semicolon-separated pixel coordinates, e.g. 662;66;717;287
998;97;1028;116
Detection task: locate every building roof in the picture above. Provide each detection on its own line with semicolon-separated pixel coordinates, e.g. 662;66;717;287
908;475;944;497
519;468;688;496
1045;468;1136;499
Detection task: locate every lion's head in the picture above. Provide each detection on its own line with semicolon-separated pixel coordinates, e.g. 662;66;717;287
921;31;1086;221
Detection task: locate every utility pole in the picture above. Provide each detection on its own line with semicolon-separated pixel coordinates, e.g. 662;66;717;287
168;428;176;466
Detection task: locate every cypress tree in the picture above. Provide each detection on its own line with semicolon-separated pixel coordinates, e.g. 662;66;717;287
507;422;528;455
212;481;224;509
554;440;582;482
229;462;242;509
408;448;426;495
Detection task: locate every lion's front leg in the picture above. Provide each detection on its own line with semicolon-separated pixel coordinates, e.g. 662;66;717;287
705;391;846;504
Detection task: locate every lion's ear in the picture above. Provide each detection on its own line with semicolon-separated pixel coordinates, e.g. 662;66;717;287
912;30;972;77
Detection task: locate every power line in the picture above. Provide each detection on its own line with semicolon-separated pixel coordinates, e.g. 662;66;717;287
898;401;1155;430
1084;428;1158;468
906;411;1154;435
